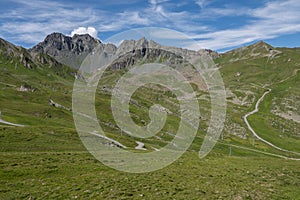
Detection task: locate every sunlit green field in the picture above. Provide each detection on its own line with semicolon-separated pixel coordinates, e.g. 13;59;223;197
1;126;300;199
1;42;300;199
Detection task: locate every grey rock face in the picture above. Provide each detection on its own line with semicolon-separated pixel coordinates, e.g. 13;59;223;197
29;33;108;69
29;32;219;70
0;38;36;69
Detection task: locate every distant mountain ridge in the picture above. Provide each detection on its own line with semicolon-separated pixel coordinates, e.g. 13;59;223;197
29;32;219;69
0;33;295;73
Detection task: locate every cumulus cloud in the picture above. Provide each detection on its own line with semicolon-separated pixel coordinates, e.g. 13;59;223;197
71;27;98;38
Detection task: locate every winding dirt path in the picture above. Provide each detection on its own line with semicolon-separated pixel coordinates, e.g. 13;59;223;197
135;141;147;150
243;89;300;159
278;69;299;84
88;131;127;149
0;118;25;127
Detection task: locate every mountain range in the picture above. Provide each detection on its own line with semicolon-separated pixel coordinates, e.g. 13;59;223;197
1;32;300;199
28;32;218;69
1;32;299;136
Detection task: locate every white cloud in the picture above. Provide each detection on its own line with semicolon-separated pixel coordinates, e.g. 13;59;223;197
1;0;300;51
188;0;300;50
71;27;98;38
0;0;99;45
195;0;210;9
202;7;251;17
118;11;150;25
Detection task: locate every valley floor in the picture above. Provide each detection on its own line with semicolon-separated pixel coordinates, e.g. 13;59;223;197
1;150;299;199
0;127;299;199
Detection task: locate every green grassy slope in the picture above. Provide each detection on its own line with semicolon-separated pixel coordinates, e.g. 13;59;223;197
216;42;300;152
0;40;300;199
0;41;76;128
1;150;300;199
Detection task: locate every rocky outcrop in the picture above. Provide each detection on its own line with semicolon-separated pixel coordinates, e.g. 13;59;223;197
29;33;107;69
0;37;73;72
0;38;34;69
17;84;35;92
48;98;71;111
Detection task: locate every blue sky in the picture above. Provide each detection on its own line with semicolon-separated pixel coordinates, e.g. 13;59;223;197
0;0;300;52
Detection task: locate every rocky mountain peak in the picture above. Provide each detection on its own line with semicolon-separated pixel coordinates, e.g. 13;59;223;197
44;32;67;41
29;32;105;68
248;40;273;51
116;39;137;55
136;37;148;48
116;37;159;55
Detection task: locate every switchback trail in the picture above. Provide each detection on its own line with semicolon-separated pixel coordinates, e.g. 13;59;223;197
243;89;300;159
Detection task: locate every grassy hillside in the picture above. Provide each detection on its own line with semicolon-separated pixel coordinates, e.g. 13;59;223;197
0;39;76;128
0;40;300;199
216;41;300;151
